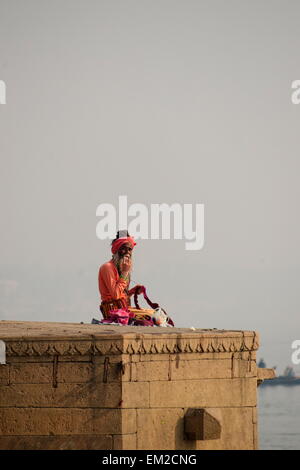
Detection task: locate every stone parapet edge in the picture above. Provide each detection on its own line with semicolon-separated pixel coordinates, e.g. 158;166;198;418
4;331;259;357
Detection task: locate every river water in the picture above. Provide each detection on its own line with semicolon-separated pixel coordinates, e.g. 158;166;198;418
258;385;300;450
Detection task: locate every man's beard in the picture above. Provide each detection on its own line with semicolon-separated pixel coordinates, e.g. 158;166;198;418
112;252;133;275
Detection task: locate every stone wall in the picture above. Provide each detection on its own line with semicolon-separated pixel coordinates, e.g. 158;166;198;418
0;321;268;450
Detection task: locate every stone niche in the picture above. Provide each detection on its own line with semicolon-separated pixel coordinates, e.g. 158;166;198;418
0;321;272;450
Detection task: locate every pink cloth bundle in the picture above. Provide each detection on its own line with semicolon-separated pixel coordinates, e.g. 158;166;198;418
100;308;131;325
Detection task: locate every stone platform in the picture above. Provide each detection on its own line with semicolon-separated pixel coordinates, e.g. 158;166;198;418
0;321;272;450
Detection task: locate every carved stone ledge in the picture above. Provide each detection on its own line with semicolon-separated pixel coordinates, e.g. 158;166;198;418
0;321;259;358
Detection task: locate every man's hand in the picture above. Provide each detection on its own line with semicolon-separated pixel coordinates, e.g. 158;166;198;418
120;255;132;275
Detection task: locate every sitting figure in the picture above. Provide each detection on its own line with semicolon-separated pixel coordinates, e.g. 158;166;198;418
98;230;143;318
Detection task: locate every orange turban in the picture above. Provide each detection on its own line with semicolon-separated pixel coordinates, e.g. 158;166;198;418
111;237;136;254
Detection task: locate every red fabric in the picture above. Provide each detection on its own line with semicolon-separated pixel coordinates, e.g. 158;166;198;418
100;309;154;327
111;237;136;254
133;286;159;310
100;309;130;325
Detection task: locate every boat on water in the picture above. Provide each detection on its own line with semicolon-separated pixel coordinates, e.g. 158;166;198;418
261;376;300;386
258;360;300;386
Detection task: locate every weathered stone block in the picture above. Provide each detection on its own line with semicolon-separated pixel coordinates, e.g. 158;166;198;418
137;407;255;450
57;361;123;383
9;363;53;384
170;359;232;380
0;435;113;450
149;353;173;362
253;422;258;449
0;321;261;450
137;408;185;450
0;382;122;408
150;378;257;408
57;363;95;383
232;355;257;378
0;365;9;385
7;357;54;363
58;356;92;362
170;352;233;361
129;353;148;363
252;407;257;424
133;361;170;382
113;434;137;450
0;408;135;435
121;382;150;408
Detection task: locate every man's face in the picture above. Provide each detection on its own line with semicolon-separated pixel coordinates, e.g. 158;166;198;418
118;243;133;259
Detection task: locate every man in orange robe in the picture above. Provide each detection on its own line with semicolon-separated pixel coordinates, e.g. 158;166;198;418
98;231;142;318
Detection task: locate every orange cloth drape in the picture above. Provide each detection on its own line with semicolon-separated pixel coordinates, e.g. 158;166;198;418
98;260;129;302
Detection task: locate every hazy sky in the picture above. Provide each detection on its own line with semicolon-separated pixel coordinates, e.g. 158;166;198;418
0;0;299;373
